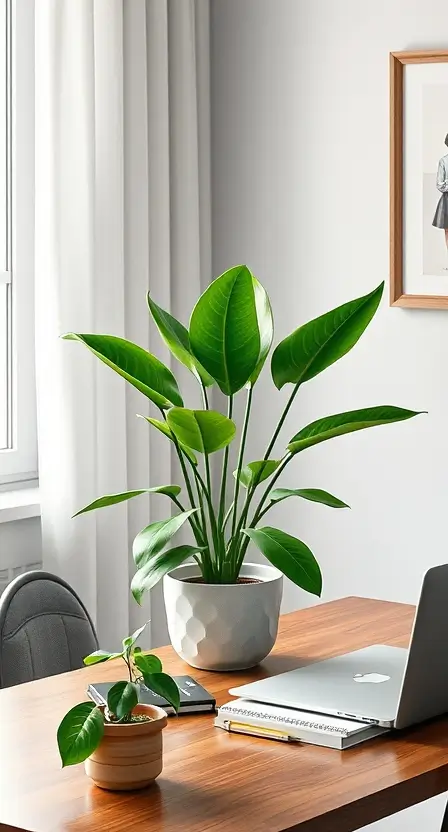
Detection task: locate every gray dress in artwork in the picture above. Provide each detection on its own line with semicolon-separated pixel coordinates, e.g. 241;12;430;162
432;154;448;228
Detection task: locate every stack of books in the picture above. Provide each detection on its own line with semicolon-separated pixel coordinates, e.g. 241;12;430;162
215;699;388;749
88;675;216;715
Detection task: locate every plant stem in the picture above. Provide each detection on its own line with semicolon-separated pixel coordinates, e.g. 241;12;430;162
205;451;220;565
172;495;189;514
230;384;300;573
222;500;234;531
173;440;197;513
124;653;133;684
254;502;275;523
230;386;253;541
263;383;300;462
250;454;291;527
237;384;300;532
235;454;292;574
158;408;214;577
159;409;204;542
201;383;210;410
199;383;223;575
181;461;212;578
193;464;221;576
171;495;202;541
218;395;234;530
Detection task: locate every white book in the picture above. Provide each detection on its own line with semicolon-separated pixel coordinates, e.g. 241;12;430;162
215;699;389;750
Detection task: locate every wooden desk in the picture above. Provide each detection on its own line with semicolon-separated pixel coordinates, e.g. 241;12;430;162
1;596;448;832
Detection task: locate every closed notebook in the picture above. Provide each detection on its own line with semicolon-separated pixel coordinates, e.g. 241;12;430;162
88;675;216;715
215;699;388;749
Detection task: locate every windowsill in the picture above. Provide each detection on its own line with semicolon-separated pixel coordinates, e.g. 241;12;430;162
0;487;41;523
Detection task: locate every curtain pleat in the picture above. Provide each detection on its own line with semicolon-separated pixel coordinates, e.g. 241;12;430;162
35;0;211;648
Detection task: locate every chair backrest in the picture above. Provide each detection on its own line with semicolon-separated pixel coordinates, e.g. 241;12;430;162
0;571;98;687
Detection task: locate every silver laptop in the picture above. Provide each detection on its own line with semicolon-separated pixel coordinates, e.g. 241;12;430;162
230;564;448;729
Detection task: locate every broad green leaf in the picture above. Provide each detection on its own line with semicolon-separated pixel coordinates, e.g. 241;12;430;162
243;526;322;596
122;622;149;652
189;265;262;394
234;459;281;489
107;681;139;720
63;333;183;409
269;488;349;509
83;650;122;666
288;406;423;455
142;672;180;713
137;415;197;465
167;408;236;454
133;510;198;568
57;702;104;767
271;283;384;389
132;544;203;603
248;277;274;385
73;486;181;518
134;653;163;676
147;294;214;386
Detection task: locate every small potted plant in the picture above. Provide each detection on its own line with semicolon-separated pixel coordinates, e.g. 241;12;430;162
57;621;180;790
64;267;423;671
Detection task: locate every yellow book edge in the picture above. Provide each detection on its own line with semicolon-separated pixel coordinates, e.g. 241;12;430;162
221;719;299;743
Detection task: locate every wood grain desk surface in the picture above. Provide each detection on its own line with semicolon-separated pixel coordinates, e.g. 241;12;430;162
1;596;448;832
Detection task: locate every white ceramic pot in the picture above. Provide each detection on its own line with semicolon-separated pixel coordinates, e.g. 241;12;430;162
163;562;283;671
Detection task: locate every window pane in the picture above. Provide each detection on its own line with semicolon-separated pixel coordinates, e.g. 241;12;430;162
0;284;7;449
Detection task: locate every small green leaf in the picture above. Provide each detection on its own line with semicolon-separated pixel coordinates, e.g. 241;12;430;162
243;526;322;596
122;622;149;652
166;408;236;454
73;486;181;518
134;653;163;675
132;544;203;603
147;293;214;386
234;459;281;489
143;672;180;713
288;406;424;455
248;277;274;385
63;333;183;409
137;415;198;465
269;488;349;509
271;283;384;389
107;681;139;720
57;703;104;767
83;650;122;666
189;265;264;394
133;511;198;568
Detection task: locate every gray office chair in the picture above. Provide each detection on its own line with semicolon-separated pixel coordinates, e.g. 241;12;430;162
0;570;98;687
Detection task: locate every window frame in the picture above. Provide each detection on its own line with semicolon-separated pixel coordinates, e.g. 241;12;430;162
0;0;36;487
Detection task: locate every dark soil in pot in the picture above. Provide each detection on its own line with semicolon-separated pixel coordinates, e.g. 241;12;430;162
183;577;261;585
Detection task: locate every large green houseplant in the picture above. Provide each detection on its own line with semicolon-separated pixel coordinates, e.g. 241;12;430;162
65;266;421;670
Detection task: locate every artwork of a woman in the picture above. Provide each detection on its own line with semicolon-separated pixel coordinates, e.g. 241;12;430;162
432;133;448;267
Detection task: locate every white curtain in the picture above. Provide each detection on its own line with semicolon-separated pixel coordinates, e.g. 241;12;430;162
34;0;211;648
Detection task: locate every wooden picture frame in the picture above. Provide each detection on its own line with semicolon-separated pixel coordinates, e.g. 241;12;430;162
390;50;448;309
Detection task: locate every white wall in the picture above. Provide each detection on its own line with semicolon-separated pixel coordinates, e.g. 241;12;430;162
0;518;42;590
210;1;448;828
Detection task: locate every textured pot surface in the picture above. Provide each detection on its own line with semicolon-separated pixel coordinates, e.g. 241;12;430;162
163;562;283;671
84;704;167;791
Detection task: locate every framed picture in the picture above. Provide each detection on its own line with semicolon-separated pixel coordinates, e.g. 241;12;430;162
390;50;448;309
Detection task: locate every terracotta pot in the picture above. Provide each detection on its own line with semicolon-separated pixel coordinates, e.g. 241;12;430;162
84;704;168;791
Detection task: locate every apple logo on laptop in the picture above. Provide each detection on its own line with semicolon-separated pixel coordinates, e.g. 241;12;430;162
353;672;390;684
